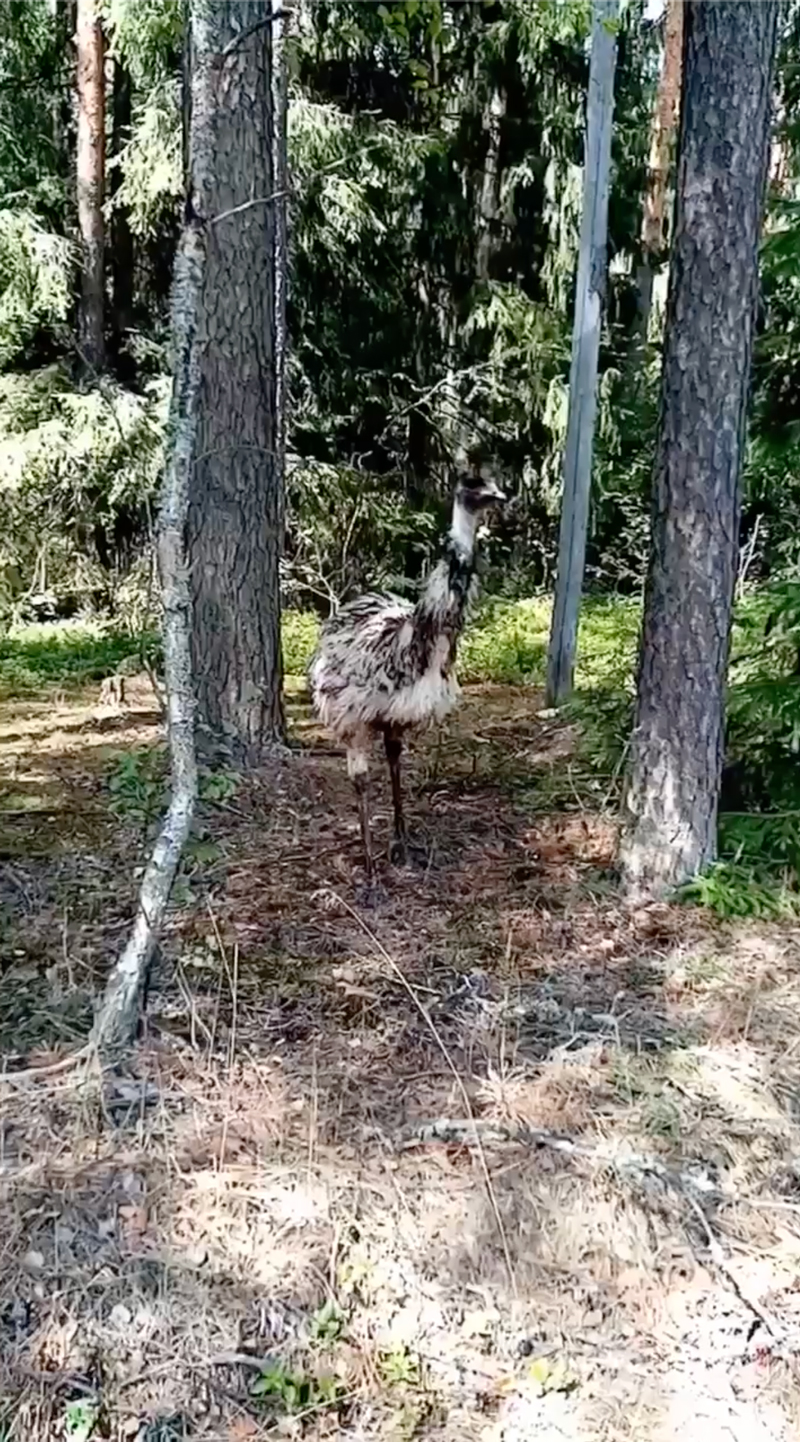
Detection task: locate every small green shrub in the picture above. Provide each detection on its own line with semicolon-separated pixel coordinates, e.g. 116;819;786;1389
0;210;71;366
284;460;439;611
308;1298;344;1345
63;1399;98;1442
0;366;168;611
678;862;800;920
378;1346;421;1388
251;1360;344;1416
108;748;167;831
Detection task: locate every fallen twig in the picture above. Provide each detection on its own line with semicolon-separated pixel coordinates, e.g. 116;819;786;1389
0;1044;94;1087
397;1116;585;1156
683;1188;783;1340
209;1352;278;1371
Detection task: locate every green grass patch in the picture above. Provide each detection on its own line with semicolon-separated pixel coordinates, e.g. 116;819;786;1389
282;593;643;690
0;621;149;695
0;597;644;699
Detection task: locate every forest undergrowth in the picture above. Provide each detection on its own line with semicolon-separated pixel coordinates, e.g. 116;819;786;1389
1;611;800;1440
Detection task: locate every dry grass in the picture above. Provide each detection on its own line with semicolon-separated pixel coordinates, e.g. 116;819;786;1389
2;675;800;1439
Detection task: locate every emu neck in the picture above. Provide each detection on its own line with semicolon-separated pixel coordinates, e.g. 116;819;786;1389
415;498;479;633
449;498;479;558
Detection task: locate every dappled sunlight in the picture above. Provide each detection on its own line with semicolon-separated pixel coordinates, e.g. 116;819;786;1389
3;675;800;1438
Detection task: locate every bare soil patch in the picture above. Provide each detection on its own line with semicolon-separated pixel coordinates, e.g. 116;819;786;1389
2;676;800;1439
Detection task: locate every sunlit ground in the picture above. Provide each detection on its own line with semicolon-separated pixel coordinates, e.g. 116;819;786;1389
1;627;799;1439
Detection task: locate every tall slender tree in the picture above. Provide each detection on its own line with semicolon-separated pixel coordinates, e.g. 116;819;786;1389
187;0;285;761
619;0;779;900
110;55;135;369
272;0;289;542
76;0;106;371
475;86;506;285
93;0;212;1053
545;0;619;705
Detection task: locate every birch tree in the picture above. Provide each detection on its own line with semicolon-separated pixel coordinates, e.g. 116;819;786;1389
91;0;215;1052
619;0;779;901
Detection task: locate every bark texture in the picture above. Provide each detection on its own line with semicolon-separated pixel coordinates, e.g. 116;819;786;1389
187;1;285;762
92;2;215;1053
619;0;779;900
76;0;105;371
635;0;683;337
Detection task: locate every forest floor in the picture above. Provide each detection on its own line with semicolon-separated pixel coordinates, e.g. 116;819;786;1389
2;661;800;1441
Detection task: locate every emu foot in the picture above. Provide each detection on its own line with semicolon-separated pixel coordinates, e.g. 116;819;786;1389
390;835;430;869
355;878;388;909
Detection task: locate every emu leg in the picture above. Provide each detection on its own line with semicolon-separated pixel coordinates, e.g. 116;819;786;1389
352;774;374;879
347;746;374;880
383;727;407;864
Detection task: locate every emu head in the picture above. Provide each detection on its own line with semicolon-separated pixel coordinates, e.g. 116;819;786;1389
454;473;507;515
450;473;507;554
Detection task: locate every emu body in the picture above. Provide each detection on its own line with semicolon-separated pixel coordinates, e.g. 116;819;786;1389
309;477;505;877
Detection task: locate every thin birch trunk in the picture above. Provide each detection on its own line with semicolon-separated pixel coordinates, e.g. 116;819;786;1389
475;88;506;284
91;1;216;1052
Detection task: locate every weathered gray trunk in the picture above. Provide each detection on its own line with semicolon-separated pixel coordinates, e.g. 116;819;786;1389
76;0;105;371
619;0;779;901
92;1;215;1053
545;0;618;706
187;1;285;762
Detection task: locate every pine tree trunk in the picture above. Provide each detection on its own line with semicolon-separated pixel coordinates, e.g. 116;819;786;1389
187;0;285;762
619;0;779;901
634;0;683;340
76;0;105;371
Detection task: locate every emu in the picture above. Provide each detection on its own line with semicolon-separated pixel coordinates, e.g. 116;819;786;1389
309;474;506;880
